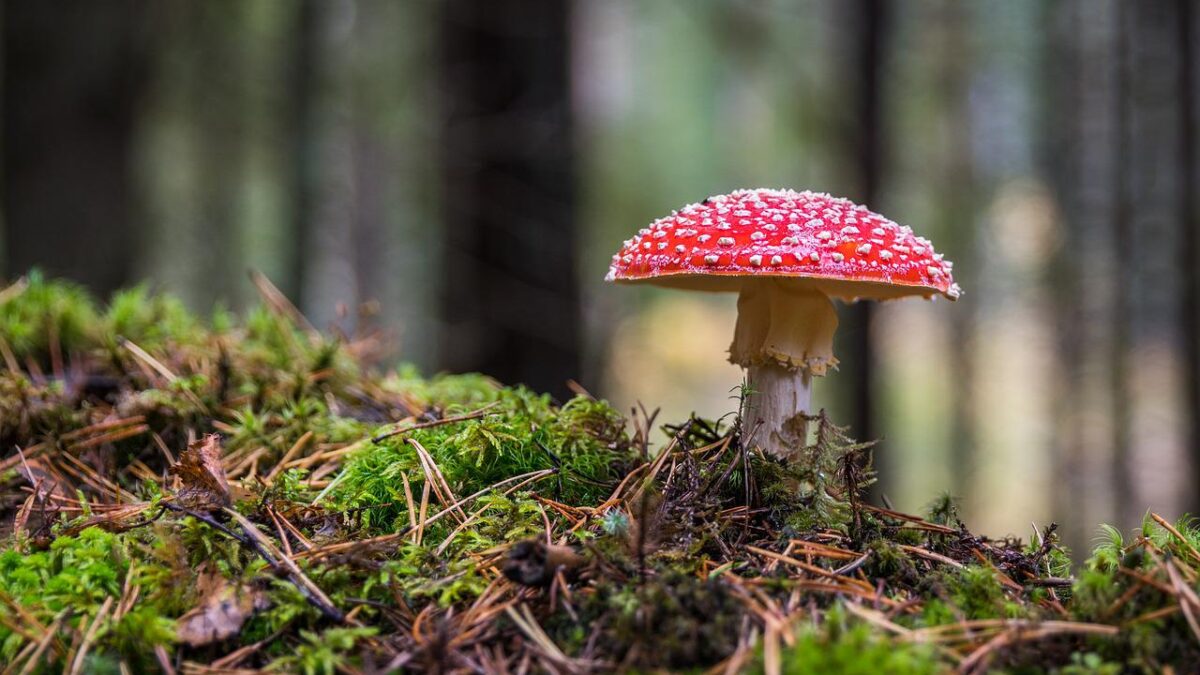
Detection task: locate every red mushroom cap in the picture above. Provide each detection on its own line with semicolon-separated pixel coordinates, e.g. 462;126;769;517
605;188;960;301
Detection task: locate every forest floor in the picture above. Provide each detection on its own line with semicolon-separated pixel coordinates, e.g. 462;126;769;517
0;274;1196;674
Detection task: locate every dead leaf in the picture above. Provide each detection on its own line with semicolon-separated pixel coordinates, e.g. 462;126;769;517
176;572;268;647
502;539;584;587
170;434;231;511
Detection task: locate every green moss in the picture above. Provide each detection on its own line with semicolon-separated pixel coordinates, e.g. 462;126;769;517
0;529;122;610
384;368;507;409
1050;652;1124;675
328;382;634;532
381;542;491;605
570;571;746;670
105;284;205;350
243;579;322;643
266;626;378;675
0;527;180;668
0;271;99;361
226;397;367;465
865;538;918;582
925;493;960;527
947;566;1012;620
766;606;941;674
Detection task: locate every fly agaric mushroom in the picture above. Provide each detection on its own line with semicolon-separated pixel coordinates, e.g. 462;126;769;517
606;188;960;460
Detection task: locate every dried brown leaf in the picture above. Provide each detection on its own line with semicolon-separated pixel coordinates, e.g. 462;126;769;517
170;435;231;511
175;573;267;647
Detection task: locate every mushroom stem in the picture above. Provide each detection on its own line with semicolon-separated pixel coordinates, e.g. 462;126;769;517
744;363;812;460
730;280;839;459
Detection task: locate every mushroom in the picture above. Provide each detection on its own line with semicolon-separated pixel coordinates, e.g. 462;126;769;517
605;188;960;460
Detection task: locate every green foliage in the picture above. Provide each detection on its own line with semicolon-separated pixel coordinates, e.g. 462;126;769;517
766;606;941;675
226;397;366;462
1144;514;1200;557
330;380;634;532
573;571;746;670
0;271;99;360
1070;568;1122;623
925;493;960;527
455;494;544;553
1096;524;1124;558
244;579;322;643
768;411;876;532
104;284;204;350
243;305;307;371
942;566;1014;620
865;538;917;581
0;370;84;441
1041;541;1075;582
107;604;178;659
0;529;125;611
266;626;378;675
1051;652;1124;675
0;275;206;364
383;543;490;605
268;467;313;503
0;527;176;667
384;368;507;409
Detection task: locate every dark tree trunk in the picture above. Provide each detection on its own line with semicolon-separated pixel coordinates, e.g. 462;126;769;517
938;2;977;492
843;0;888;484
1048;0;1131;548
1111;0;1133;524
1179;0;1200;515
1045;0;1092;557
438;0;580;399
1;0;147;296
1113;0;1186;524
287;0;319;310
191;2;247;308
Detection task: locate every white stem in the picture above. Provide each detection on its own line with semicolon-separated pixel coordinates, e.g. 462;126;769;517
729;280;838;460
744;363;812;460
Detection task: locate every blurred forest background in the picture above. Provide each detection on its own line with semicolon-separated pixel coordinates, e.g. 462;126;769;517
1;0;1197;559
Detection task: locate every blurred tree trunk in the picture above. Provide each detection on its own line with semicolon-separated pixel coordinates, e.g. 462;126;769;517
1046;0;1091;556
1;0;147;296
287;0;318;308
1179;0;1200;514
192;2;249;307
1049;0;1134;549
1111;0;1133;525
1114;1;1189;524
841;0;888;490
438;0;580;398
939;2;977;494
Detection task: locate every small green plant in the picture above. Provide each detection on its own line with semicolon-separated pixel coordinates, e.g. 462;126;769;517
763;410;877;532
267;626;378;675
105;283;204;350
0;271;99;360
0;528;176;667
763;606;941;675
